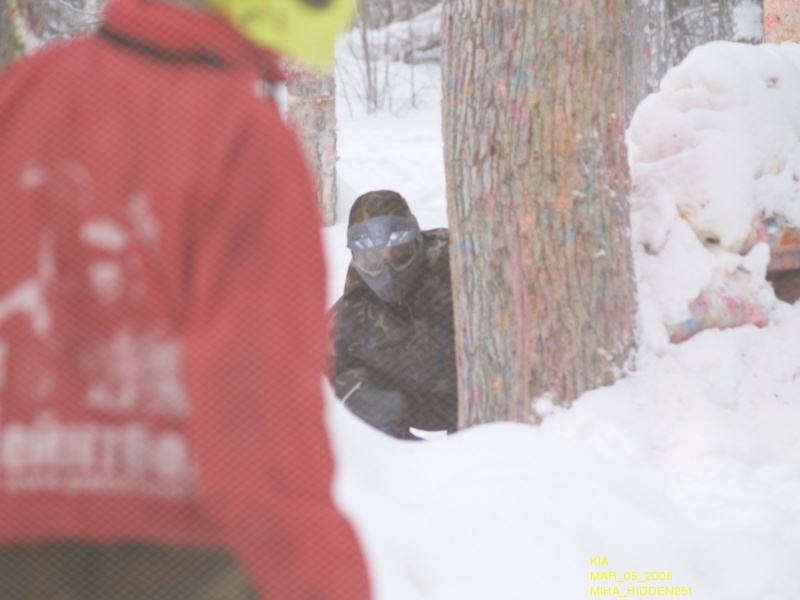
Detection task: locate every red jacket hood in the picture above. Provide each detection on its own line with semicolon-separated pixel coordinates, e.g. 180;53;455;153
102;0;286;82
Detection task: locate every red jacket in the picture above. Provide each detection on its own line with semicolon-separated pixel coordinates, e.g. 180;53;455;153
0;1;370;598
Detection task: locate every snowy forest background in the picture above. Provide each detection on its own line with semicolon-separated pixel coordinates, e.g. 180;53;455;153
0;0;766;91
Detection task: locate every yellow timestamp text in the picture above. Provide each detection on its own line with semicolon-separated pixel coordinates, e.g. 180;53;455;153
587;557;693;597
590;571;674;582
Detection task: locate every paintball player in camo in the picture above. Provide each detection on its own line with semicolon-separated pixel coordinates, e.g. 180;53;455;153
329;190;458;440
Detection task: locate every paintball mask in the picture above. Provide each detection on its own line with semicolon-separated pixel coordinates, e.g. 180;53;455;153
202;0;356;71
347;215;425;303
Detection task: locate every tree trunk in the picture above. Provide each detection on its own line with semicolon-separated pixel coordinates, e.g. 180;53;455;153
286;63;338;227
2;0;104;69
764;0;800;42
1;0;39;68
629;0;651;116
442;0;639;427
1;0;13;68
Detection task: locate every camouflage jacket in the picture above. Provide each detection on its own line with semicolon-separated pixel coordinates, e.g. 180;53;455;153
328;229;458;433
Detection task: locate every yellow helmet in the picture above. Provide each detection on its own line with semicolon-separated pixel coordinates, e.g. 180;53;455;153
203;0;356;72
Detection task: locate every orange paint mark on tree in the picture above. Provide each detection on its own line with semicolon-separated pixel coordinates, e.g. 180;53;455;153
491;374;503;397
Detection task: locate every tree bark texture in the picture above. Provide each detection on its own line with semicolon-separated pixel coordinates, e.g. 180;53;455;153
764;0;800;42
286;63;338;227
2;0;104;70
1;0;38;68
442;0;639;427
627;0;650;116
0;0;13;68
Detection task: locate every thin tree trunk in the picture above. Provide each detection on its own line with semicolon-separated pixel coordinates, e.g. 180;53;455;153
2;0;104;69
764;0;800;42
629;0;651;116
1;0;41;67
1;0;13;68
442;0;639;427
286;64;338;227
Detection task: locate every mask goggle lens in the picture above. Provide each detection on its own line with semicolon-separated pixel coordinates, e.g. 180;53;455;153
352;239;419;276
347;215;421;276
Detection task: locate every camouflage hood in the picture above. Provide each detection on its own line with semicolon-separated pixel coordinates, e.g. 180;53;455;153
348;190;414;225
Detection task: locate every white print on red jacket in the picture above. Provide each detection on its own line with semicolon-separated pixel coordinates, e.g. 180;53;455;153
0;164;197;500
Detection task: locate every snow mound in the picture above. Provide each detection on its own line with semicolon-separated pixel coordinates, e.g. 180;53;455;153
627;41;800;349
629;41;800;251
329;390;800;600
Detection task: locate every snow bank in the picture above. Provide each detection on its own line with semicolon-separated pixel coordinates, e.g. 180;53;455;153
329;380;800;600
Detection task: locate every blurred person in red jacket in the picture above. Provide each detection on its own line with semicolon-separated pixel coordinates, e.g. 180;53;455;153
0;0;370;599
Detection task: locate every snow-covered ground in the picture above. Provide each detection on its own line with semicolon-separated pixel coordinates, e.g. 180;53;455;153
324;37;800;600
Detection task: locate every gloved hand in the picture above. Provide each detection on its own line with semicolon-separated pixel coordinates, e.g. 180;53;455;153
344;386;419;440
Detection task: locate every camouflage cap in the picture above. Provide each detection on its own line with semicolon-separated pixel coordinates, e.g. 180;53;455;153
349;190;413;226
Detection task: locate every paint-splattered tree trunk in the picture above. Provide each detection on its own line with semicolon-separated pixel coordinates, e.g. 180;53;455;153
0;0;14;68
1;0;41;68
2;0;104;69
442;0;640;427
764;0;800;42
286;63;338;227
